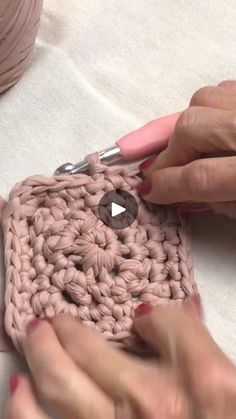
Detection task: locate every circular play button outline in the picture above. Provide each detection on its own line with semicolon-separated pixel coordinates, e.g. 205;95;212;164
98;189;138;229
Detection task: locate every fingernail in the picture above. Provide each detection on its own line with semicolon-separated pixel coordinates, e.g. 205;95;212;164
9;374;19;395
26;319;43;336
179;206;194;216
186;292;201;308
185;293;204;319
139;157;156;172
135;303;153;317
191;293;204;318
137;179;152;196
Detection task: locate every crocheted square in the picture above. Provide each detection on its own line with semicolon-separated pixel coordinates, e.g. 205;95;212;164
1;154;196;351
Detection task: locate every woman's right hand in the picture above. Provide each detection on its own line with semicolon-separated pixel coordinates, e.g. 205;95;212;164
138;80;236;218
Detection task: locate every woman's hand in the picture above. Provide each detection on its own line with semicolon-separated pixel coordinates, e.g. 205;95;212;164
138;80;236;218
5;295;236;419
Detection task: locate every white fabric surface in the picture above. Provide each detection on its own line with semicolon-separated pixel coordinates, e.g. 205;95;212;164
0;0;236;414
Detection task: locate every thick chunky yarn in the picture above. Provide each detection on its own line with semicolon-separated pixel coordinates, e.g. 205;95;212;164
1;154;196;351
0;0;43;94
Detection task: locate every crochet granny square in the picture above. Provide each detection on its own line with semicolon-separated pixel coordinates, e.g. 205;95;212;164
1;154;196;351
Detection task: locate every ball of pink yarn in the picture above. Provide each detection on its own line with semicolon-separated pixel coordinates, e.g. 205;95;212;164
0;0;43;94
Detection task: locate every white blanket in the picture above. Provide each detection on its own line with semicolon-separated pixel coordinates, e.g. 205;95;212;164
0;0;236;413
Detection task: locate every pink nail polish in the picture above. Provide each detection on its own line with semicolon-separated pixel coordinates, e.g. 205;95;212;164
137;179;152;196
26;319;42;336
139;157;156;172
135;303;153;317
186;293;201;308
9;374;19;394
191;293;204;317
179;206;193;215
184;293;204;320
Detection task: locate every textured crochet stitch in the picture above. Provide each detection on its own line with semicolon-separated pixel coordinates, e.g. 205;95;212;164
1;154;196;351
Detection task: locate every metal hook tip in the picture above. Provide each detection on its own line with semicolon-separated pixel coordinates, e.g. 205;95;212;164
54;163;74;175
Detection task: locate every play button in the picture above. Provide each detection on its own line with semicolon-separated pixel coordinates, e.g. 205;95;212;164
111;202;126;217
98;190;138;229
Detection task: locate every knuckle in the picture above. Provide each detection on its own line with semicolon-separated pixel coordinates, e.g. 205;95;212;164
176;108;196;132
175;108;197;144
184;161;211;198
168;393;189;419
190;86;216;106
130;371;189;419
151;169;175;204
152;394;188;419
173;107;198;156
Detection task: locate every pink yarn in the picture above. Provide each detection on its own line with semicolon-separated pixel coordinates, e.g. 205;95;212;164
0;0;43;93
1;154;196;351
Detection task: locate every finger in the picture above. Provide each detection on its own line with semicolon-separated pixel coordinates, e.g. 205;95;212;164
143;107;236;170
134;295;214;365
210;201;236;219
183;293;203;320
218;80;236;90
137;156;236;204
133;297;236;390
114;368;189;419
142;86;236;174
23;319;113;419
53;315;190;419
190;86;236;110
6;374;50;419
52;315;140;400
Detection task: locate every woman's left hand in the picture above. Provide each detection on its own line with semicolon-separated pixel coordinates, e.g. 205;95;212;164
5;295;236;419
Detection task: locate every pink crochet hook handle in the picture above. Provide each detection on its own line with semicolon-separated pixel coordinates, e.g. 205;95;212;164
117;112;181;160
55;112;181;175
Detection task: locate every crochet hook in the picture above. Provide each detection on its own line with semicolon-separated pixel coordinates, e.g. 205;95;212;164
55;112;181;175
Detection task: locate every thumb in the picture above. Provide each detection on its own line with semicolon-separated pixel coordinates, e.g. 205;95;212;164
134;296;236;416
138;156;236;205
133;295;233;380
